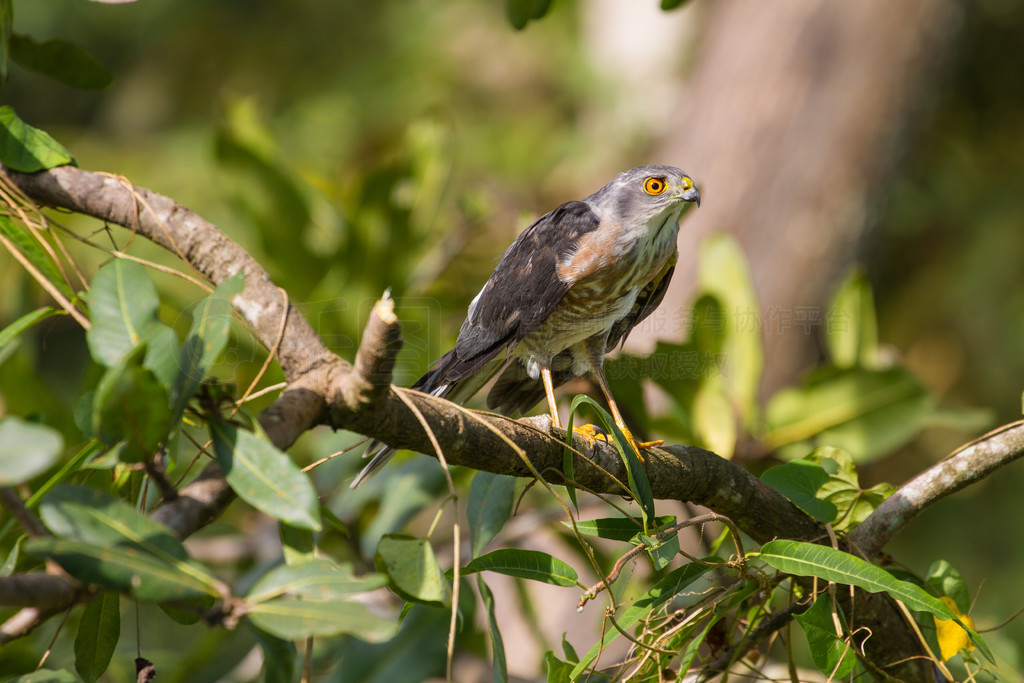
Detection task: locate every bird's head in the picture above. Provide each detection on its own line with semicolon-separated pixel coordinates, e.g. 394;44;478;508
588;165;701;229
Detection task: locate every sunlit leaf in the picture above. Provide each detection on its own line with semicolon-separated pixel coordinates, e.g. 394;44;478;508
0;216;73;298
247;558;385;603
74;591;120;683
692;377;737;458
563;514;675;542
760;459;837;522
248;596;393;640
9;34;112;90
375;534;451;607
478;577;508;682
0;415;63;485
464;548;578;587
764;366;933;462
793;595;856;678
0;106;74;171
468;471;515;558
210;420;321;531
826;268;879;369
27;538;218;602
759;540;992;661
172;273;244;421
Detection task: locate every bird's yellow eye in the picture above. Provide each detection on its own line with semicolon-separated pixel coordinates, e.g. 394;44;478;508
643;177;666;195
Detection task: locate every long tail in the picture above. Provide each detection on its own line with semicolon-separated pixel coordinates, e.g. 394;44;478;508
349;350;510;487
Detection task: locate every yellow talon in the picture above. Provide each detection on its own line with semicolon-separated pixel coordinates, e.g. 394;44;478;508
571;424;662;462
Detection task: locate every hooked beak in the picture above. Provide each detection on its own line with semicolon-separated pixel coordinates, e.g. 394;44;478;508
680;183;701;207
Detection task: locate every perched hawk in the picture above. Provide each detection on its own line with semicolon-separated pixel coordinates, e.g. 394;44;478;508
355;165;700;485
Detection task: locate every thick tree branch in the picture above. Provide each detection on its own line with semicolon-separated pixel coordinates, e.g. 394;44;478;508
850;420;1024;558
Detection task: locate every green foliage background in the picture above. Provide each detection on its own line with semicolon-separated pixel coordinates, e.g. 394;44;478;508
2;0;1024;679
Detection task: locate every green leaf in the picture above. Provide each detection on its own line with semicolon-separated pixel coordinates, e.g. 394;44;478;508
210;420;321;531
692;377;737;458
91;345;172;462
27;538;218;602
571;560;721;678
248;595;394;640
86;259;178;374
10;34;112;89
0;306;59;351
478;576;508;683
464;548;578;587
0;415;63;485
505;0;552;30
564;515;675;542
543;650;574;682
250;625;296;683
375;534;451;607
0;106;74;171
758;540;992;661
172;274;243;421
1;535;24;575
794;595;856;678
0;215;73;299
468;471;515;558
826;269;879;368
567;394;655;529
661;0;693;9
247;559;385;603
637;530;679;571
927;559;971;615
278;521;316;565
74;591;121;683
10;670;79;683
804;447;894;530
760;459;838;522
697;234;764;428
764;366;933;462
39;485;222;593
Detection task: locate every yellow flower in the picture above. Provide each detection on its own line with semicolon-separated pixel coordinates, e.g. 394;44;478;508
934;596;975;661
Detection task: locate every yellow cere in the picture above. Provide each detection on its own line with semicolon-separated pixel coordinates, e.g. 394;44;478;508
643;177;666;195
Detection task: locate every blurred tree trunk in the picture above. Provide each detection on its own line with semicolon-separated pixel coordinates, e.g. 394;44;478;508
647;0;955;400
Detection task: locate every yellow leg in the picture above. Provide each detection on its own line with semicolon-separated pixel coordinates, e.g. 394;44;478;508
582;345;662;461
540;365;561;430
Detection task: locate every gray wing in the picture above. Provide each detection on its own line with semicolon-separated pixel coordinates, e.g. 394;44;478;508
439;200;601;383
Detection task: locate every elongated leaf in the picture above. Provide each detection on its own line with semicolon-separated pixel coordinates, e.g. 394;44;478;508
0;216;73;298
794;595;856;678
74;591;121;683
826;269;879;369
697;234;764;428
172;274;244;421
563;515;675;542
27;538;218;601
247;559;385;603
9;34;112;89
764;366;933;462
248;596;393;640
0;416;63;485
374;534;451;607
39;485;223;594
478;576;507;683
760;459;838;522
759;540;992;661
692;377;737;458
468;471;515;558
91;345;171;462
1;535;23;575
464;549;577;587
210;420;321;530
0;106;74;172
571;560;722;678
86;260;177;372
0;306;59;351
